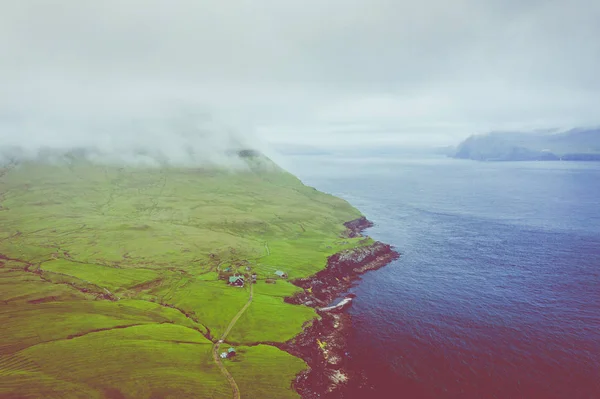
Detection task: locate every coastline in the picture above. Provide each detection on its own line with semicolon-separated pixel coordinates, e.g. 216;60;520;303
281;216;400;398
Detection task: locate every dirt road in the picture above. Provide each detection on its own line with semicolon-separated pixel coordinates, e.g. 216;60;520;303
212;283;254;399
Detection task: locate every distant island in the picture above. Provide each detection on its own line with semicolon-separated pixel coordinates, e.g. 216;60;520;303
452;128;600;161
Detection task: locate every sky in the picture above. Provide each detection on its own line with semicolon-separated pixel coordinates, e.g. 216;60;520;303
1;0;599;152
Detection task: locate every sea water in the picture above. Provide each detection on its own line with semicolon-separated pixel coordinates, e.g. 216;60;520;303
285;153;600;399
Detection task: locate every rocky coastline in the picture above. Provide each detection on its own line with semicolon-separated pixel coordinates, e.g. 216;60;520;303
280;216;400;398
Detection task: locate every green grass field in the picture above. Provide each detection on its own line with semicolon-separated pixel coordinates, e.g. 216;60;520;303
0;155;366;398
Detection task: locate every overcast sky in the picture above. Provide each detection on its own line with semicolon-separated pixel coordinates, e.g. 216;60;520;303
1;0;599;149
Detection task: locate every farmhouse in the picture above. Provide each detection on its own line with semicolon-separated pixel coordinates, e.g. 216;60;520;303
228;275;245;287
220;347;236;359
274;270;288;279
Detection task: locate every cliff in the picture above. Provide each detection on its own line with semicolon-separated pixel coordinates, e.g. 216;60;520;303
280;217;400;398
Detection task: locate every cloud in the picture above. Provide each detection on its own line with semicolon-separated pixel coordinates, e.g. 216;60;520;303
0;111;258;168
1;0;599;149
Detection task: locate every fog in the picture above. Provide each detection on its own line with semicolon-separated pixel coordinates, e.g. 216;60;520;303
1;0;599;162
0;112;259;167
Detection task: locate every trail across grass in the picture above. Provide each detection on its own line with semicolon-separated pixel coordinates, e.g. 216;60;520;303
212;283;254;399
0;157;370;398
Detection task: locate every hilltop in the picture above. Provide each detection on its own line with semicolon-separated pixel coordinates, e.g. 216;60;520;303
0;152;395;398
452;128;600;161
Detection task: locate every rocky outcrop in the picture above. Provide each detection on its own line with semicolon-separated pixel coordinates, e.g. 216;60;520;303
278;312;356;398
281;217;400;398
343;217;373;237
287;242;399;306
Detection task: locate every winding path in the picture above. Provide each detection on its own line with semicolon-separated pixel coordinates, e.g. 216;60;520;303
212;283;254;399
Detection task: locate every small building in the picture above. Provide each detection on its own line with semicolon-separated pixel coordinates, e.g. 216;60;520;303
221;348;236;359
220;352;228;359
223;267;232;272
275;270;288;279
228;275;245;287
251;273;257;283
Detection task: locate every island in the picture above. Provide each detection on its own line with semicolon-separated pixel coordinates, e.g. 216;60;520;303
0;151;398;398
452;128;600;161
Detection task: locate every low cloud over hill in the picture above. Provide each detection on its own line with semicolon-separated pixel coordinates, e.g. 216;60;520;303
0;112;260;168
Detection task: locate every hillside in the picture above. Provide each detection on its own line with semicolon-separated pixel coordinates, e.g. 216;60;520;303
0;153;370;398
453;128;600;161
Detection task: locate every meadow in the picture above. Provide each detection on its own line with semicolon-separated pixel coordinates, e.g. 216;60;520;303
0;154;367;398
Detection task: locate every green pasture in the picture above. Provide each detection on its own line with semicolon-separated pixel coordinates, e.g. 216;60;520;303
227;345;307;399
0;154;367;398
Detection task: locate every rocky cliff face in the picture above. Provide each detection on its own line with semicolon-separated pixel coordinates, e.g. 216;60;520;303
288;242;398;307
342;216;374;237
279;217;400;398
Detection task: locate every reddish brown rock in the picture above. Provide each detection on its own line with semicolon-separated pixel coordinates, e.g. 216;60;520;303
280;217;400;398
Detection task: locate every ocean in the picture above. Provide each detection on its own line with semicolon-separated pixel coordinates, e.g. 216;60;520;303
284;153;600;399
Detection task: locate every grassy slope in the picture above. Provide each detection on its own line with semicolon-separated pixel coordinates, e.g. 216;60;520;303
0;156;365;398
227;345;308;399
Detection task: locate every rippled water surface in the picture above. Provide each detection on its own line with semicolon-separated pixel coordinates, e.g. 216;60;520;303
284;154;600;399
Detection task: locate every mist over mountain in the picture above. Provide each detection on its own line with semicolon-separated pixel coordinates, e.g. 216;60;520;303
453;128;600;161
0;113;261;168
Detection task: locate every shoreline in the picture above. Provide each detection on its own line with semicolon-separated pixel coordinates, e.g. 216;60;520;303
280;216;400;398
